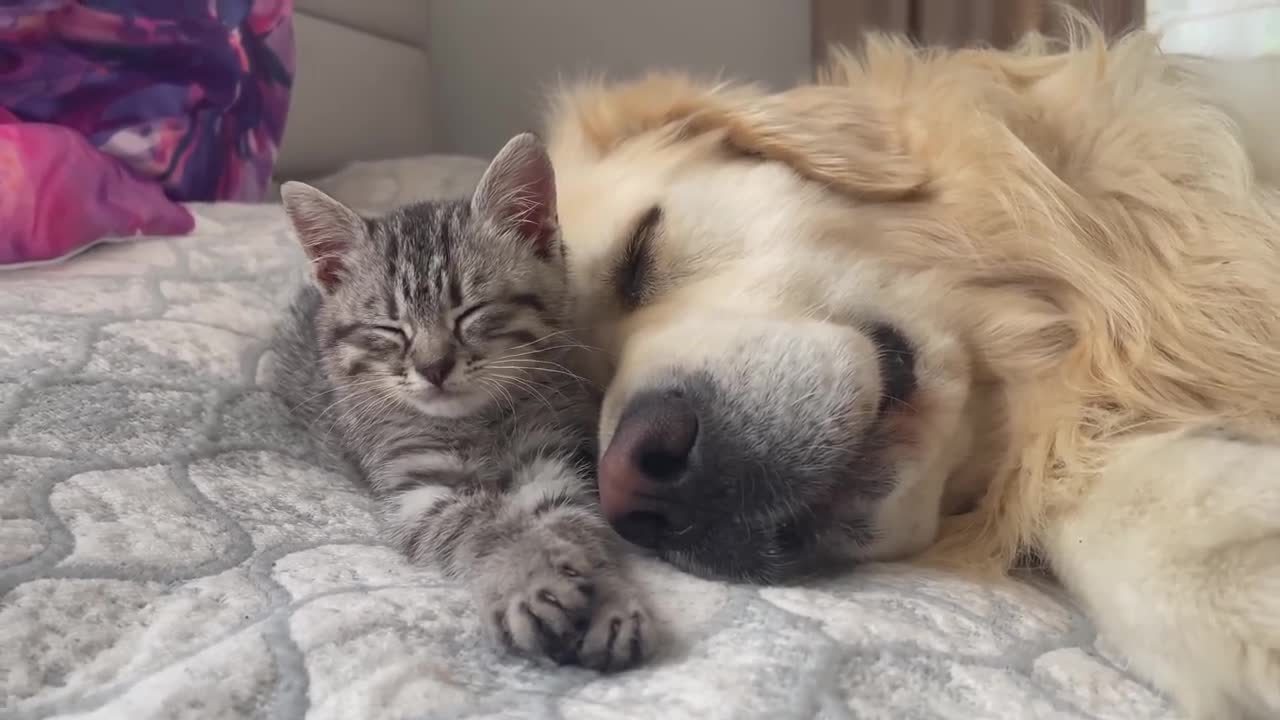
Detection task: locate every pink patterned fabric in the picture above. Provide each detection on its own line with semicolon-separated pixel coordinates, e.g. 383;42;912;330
0;116;195;266
0;0;295;267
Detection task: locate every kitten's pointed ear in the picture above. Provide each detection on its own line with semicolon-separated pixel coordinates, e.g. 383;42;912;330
280;181;365;292
471;133;558;259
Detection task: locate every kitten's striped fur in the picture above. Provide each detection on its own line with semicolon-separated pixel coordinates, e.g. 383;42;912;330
271;134;655;670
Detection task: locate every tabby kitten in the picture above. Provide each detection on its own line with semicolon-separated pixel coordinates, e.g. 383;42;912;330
271;134;655;670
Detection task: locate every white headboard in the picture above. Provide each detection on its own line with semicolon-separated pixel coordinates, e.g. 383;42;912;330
273;0;435;182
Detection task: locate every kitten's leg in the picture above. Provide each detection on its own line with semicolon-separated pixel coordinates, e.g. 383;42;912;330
1043;428;1280;720
382;457;657;671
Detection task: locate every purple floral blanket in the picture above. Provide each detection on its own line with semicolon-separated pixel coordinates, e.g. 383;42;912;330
0;0;295;267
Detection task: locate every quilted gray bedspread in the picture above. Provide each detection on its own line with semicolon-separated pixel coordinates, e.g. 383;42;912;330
0;166;1176;719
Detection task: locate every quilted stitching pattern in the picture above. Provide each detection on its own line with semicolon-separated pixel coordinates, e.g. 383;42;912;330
0;194;1175;718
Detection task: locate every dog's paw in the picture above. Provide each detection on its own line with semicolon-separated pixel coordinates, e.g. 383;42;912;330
1050;429;1280;720
1112;544;1280;720
477;537;657;671
1171;577;1280;720
1163;637;1280;720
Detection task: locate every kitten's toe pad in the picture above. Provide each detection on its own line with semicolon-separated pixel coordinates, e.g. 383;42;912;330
576;586;656;672
480;538;599;663
480;535;657;670
487;573;594;664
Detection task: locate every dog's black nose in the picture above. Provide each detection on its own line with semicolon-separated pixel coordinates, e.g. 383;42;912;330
598;390;699;549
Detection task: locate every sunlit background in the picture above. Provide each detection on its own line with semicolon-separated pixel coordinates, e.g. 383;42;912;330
1149;0;1280;56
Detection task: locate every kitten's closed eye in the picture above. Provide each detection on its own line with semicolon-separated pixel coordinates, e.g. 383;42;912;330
334;321;403;342
369;324;407;339
454;303;491;337
455;301;540;346
342;324;406;354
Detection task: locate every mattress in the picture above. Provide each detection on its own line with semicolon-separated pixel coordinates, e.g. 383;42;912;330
0;157;1176;720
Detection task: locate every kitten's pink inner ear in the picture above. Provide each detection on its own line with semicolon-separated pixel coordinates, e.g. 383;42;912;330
281;182;361;291
301;231;347;291
512;172;557;259
474;133;559;259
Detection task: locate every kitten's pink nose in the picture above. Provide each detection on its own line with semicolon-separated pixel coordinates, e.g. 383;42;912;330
418;353;456;387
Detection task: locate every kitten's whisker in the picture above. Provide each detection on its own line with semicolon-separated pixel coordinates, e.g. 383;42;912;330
312;384;389;425
474;382;504;416
488;371;580;404
318;387;390;438
481;379;509;412
331;386;400;435
476;377;516;416
491;354;585;369
290;378;388;413
493;342;596;362
486;357;598;387
484;363;597;389
493;344;588;360
486;358;582;374
313;384;395;423
489;379;518;415
501;330;569;354
358;389;408;436
492;374;556;410
486;360;585;379
500;328;601;355
485;372;557;415
537;326;604;349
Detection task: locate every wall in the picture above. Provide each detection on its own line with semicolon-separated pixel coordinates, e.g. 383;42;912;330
426;0;812;158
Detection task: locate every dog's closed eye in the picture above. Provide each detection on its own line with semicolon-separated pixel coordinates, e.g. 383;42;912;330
613;206;661;310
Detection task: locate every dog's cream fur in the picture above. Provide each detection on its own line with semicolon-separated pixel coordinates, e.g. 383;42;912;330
546;20;1280;719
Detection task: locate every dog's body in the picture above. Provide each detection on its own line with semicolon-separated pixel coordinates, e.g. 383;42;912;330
545;23;1280;719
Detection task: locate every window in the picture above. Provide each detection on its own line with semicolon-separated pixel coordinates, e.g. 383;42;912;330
1148;0;1280;56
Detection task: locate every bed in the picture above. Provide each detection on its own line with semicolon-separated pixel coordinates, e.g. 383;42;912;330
0;171;1174;720
1;1;1180;718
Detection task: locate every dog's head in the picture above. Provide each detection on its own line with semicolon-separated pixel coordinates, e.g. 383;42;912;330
545;69;992;583
544;24;1277;583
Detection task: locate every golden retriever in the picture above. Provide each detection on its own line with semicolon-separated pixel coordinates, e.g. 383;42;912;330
543;19;1280;720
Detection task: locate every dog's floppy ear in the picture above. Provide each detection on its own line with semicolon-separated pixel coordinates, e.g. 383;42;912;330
553;72;927;201
699;85;928;201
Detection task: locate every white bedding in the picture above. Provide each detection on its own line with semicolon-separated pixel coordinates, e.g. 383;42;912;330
0;158;1176;720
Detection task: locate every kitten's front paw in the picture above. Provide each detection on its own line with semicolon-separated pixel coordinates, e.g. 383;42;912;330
483;549;596;666
575;580;655;672
479;539;656;671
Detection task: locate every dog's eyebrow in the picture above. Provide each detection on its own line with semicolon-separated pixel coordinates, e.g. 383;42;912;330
614;206;662;309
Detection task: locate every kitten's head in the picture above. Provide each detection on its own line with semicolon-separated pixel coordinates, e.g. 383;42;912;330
281;133;570;418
